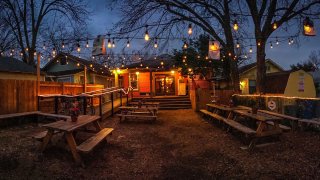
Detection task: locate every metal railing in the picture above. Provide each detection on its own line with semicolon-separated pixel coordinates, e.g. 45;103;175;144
38;87;134;117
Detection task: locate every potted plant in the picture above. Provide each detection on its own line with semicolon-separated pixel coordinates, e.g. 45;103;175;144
70;101;80;122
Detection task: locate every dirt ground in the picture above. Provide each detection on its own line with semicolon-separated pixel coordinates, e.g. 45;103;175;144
0;109;320;179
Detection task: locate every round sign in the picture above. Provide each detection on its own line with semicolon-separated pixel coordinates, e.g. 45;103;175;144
267;100;277;110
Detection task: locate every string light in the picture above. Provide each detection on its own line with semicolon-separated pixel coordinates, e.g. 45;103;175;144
288;38;291;45
144;25;150;41
112;38;116;48
77;41;81;52
276;37;279;45
20;51;23;56
161;61;164;65
107;34;112;48
62;40;65;49
154;38;158;48
86;40;89;48
77;62;80;66
188;24;192;35
233;20;239;31
249;45;253;53
43;43;46;50
52;47;56;56
183;41;188;49
126;39;130;48
272;21;277;30
236;41;240;48
270;42;273;49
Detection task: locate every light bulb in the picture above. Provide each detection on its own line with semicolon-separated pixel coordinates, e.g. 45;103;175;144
144;30;150;41
154;40;158;48
233;20;239;31
276;38;279;45
249;46;253;53
236;42;240;48
86;40;89;48
77;63;80;66
62;41;65;49
77;42;81;52
273;22;277;30
270;42;273;49
112;39;115;48
183;42;188;49
107;39;112;48
127;40;130;48
52;48;56;55
188;24;192;35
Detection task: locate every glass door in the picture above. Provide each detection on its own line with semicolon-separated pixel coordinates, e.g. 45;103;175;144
155;75;175;96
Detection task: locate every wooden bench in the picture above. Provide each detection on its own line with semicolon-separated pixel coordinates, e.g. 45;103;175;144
266;121;291;131
116;114;157;122
200;109;225;122
0;111;40;120
298;119;320;130
223;118;256;135
31;130;60;141
76;128;113;153
37;112;69;120
201;109;256;135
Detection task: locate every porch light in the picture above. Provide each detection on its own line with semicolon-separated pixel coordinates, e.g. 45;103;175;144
171;70;175;74
188;24;192;35
136;71;140;75
303;17;316;36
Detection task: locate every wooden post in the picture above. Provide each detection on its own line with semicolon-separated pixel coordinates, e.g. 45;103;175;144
36;53;41;100
120;91;122;106
111;92;114;116
84;66;87;93
99;95;102;117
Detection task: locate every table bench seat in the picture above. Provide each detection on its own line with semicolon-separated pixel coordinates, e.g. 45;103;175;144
266;121;291;131
77;128;113;153
37;112;69;120
116;114;157;122
201;109;256;135
31;130;60;141
200;109;225;121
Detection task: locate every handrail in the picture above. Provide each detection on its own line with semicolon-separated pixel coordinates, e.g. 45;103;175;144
38;86;134;98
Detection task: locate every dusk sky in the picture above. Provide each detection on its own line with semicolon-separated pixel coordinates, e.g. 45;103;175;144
87;1;320;70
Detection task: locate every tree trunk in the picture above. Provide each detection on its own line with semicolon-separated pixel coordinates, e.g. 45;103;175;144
256;41;266;94
230;59;240;92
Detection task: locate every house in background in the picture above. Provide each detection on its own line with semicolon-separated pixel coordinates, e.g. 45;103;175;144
0;56;45;80
265;70;316;98
119;56;187;97
239;59;284;94
42;53;114;87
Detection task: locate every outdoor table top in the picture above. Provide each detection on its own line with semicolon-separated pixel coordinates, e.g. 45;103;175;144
130;102;160;105
233;109;282;122
42;115;101;132
206;104;248;111
119;106;158;110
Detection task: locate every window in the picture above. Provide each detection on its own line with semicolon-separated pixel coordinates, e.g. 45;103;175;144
57;76;72;82
249;80;256;94
129;73;139;90
266;65;271;72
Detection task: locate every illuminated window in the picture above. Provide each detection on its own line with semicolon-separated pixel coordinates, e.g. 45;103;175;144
129;73;139;90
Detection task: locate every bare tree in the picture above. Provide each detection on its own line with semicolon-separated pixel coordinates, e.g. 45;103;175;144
114;0;249;92
0;17;15;56
244;0;320;94
0;0;89;65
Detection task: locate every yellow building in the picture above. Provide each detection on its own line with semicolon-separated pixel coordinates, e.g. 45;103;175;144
0;56;45;80
239;59;284;94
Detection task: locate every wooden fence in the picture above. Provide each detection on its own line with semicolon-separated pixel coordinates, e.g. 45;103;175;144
0;79;104;115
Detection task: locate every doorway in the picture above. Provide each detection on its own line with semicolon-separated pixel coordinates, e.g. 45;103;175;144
155;75;175;96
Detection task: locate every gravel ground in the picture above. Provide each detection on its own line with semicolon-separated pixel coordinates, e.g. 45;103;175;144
0;109;319;179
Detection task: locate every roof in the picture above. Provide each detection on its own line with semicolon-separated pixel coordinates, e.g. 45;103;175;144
265;71;291;94
42;53;111;76
0;56;40;74
125;55;176;71
239;59;284;74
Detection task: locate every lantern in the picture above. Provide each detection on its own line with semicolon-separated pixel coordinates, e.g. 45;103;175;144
208;40;220;59
303;17;316;36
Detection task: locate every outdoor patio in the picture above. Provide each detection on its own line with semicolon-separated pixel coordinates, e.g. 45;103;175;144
0;109;319;179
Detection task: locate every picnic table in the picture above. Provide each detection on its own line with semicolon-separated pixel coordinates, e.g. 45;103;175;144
232;109;283;137
206;104;246;118
117;106;158;122
40;115;113;166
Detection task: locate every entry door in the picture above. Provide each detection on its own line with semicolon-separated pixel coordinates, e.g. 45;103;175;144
155;75;175;96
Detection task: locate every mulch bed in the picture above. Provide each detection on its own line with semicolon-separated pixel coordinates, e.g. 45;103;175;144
0;109;319;179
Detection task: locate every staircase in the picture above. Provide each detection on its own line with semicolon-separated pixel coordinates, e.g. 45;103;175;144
132;96;192;110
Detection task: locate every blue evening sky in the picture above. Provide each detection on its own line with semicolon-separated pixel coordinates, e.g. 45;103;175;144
87;1;320;70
